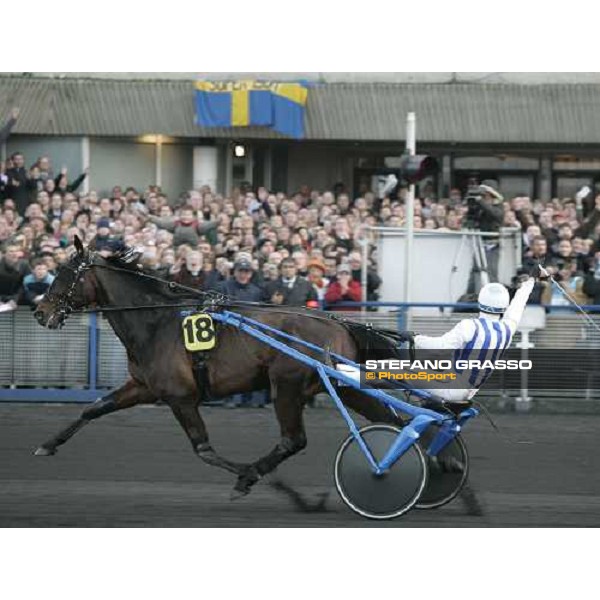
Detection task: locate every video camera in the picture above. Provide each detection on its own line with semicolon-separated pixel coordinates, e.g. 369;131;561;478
463;185;484;229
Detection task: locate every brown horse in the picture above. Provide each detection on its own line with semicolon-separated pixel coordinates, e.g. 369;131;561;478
33;237;402;497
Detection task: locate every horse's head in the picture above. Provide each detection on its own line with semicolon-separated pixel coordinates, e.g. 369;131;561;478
34;235;96;329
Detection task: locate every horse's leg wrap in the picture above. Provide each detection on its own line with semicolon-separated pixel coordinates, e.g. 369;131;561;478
34;396;118;455
34;380;149;457
233;434;307;497
255;435;307;476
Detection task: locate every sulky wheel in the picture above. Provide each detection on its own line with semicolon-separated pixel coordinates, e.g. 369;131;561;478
334;424;427;520
415;429;469;510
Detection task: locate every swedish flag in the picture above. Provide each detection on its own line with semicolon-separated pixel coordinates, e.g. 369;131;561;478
195;81;308;139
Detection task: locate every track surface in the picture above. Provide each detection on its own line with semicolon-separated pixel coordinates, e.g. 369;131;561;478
1;404;599;527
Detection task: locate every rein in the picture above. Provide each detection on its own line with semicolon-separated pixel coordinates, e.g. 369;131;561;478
55;257;346;327
48;253;409;360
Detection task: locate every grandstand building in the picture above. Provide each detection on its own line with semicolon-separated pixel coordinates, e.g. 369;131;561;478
2;72;600;200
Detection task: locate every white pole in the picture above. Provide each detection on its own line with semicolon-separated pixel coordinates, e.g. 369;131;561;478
81;136;90;194
404;112;416;304
155;135;163;188
360;237;368;314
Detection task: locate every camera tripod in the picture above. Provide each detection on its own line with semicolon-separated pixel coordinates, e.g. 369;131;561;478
451;233;491;296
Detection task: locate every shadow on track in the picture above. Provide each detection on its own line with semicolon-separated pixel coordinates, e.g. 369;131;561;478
267;477;331;513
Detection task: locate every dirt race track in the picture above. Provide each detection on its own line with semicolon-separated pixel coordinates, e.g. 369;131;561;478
1;403;599;527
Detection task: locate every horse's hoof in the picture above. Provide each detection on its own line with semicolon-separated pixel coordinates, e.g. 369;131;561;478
231;466;260;499
34;446;56;456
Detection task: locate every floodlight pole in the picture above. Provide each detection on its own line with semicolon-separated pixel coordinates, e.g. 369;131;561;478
404;112;416;304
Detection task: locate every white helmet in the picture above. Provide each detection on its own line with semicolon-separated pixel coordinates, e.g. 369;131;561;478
478;283;509;314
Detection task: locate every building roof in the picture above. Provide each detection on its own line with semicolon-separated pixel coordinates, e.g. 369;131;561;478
1;75;599;143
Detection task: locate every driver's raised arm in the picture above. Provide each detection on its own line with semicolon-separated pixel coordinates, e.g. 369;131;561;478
414;320;476;350
502;277;535;334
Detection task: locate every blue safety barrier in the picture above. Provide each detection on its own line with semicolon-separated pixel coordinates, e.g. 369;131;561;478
1;302;599;403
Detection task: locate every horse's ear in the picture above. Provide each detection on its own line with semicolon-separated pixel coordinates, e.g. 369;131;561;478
74;235;84;256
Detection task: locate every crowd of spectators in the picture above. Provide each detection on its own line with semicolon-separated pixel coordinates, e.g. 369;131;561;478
0;110;388;316
5;108;600;400
508;190;600;306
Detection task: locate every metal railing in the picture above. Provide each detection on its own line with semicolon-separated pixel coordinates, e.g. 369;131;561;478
0;309;128;402
1;303;600;403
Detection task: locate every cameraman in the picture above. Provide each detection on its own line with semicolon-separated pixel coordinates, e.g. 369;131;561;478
464;183;505;285
464;183;504;233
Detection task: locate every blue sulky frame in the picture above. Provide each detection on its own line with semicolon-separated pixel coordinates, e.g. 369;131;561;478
210;309;478;476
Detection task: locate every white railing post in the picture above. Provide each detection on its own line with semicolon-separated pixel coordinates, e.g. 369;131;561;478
404;112;416;304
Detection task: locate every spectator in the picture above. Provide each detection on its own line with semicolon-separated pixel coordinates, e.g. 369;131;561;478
306;258;329;302
34;156;54;187
325;263;362;311
573;196;600;239
141;246;168;278
465;184;504;233
0;243;30;311
22;259;55;308
144;205;218;247
169;250;210;289
522;236;557;275
263;257;318;306
332;217;353;252
583;253;600;304
292;250;309;277
217;257;263;302
348;251;381;303
39;251;58;275
0;215;13;245
4;152;36;215
91;218;122;254
261;262;279;283
213;256;232;284
54;166;89;196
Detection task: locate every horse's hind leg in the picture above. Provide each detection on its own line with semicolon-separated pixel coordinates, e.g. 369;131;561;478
34;379;152;456
233;378;307;497
169;401;247;476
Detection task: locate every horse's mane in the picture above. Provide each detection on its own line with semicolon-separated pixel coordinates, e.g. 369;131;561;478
103;248;146;272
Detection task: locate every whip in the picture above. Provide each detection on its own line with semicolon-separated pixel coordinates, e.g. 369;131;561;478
540;265;600;335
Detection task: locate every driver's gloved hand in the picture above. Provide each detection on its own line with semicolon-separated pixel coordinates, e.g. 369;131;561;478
530;264;550;280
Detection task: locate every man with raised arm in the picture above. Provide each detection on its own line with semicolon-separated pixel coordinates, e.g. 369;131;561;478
340;275;539;405
397;275;538;404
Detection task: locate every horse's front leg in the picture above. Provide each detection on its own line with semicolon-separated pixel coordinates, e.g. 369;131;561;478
34;378;153;456
168;400;248;476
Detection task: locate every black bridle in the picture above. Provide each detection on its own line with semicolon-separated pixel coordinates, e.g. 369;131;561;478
42;253;95;327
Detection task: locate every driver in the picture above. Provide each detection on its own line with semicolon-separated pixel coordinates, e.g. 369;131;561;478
399;276;537;405
339;275;538;406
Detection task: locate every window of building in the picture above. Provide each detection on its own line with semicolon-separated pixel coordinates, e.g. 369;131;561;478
553;174;598;199
453;170;537;199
